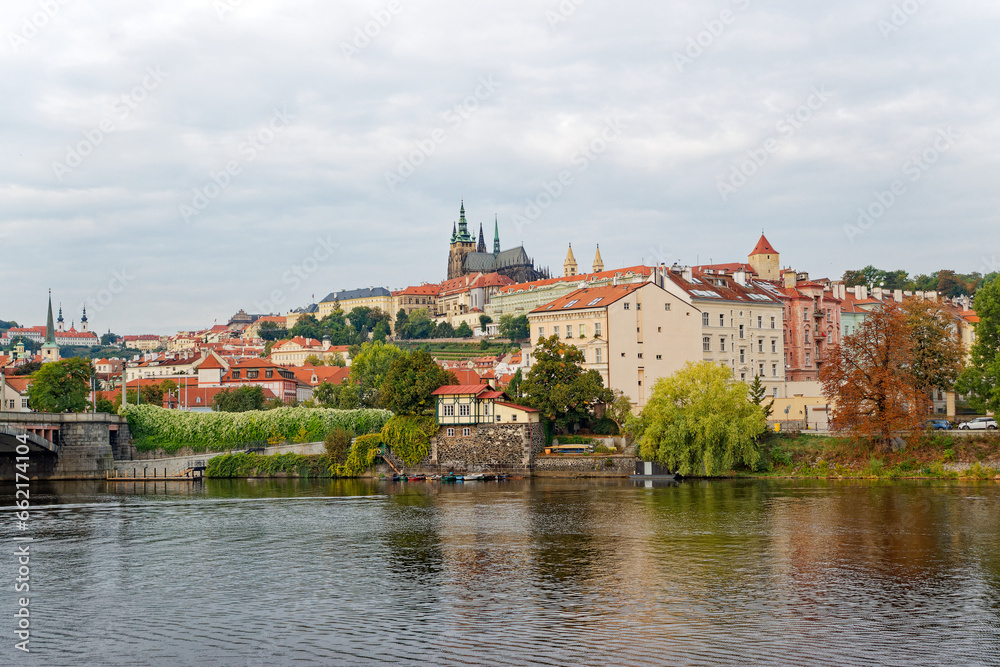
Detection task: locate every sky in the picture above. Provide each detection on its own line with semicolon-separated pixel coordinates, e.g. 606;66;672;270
2;0;998;335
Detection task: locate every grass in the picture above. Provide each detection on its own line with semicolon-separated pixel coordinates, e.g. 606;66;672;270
749;431;1000;480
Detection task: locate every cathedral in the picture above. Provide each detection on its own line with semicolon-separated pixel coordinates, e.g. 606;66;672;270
446;201;549;283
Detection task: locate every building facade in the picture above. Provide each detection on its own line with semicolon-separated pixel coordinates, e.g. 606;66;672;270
446;201;549;283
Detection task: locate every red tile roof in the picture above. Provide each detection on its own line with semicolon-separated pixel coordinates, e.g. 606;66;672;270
431;384;490;396
498;265;652;296
531;284;643;313
392;284;441;297
495;401;539;412
750;234;778;255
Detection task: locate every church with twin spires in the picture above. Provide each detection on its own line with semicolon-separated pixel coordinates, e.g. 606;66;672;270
446;201;550;283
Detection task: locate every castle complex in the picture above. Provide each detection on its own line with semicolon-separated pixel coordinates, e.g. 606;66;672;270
446;201;549;283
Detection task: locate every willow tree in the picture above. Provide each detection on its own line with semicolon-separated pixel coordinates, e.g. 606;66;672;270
633;362;766;476
821;304;927;448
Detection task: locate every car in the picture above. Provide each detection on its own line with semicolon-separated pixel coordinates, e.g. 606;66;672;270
924;419;953;430
958;417;998;430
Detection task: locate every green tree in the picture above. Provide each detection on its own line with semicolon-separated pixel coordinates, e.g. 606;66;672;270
455;321;473;338
521;335;613;430
842;269;866;287
748;375;774;420
395;308;409;334
213;385;267;412
25;357;93;413
349;341;405;407
900;299;965;395
330;353;347;368
632;362;767;476
479;314;493;331
434;321;455;338
507;368;523;399
379;349;457;415
498;314;530;340
304;354;325;366
372;321;390;343
957;278;1000;412
100;332;120;346
605;389;635;434
257;321;288;341
93;396;115;413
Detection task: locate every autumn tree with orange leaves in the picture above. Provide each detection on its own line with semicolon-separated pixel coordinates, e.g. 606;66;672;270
821;302;962;449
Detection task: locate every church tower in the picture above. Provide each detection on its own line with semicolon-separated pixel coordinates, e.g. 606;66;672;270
57;303;64;332
41;290;61;364
592;245;604;273
81;303;89;332
493;216;500;256
447;200;476;279
477;223;486;253
563;244;578;277
748;234;780;281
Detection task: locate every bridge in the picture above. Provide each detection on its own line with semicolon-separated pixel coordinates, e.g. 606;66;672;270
0;412;131;479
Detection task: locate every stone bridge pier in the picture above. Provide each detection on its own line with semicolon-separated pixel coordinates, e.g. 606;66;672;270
0;412;132;480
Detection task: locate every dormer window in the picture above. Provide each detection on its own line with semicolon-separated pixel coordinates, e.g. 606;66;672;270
232;371;240;379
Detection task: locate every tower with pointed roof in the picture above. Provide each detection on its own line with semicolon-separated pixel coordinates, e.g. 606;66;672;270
477;223;486;253
448;200;477;279
592;245;604;273
748;234;780;281
41;290;60;363
56;303;65;332
81;303;89;332
563;244;578;277
493;216;500;256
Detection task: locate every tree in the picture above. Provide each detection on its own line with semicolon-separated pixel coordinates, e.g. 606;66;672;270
25;358;93;413
100;332;120;346
379;349;457;415
304;354;325;366
748;375;774;420
213;385;266;412
372;321;390;343
821;304;927;448
434;321;455;338
957;278;1000;412
455;321;473;338
521;335;613;430
632;362;767;476
395;308;409;333
93;396;115;413
140;383;165;406
257;321;288;341
498;314;530;340
349;341;405;407
479;314;493;331
900;299;964;395
605;390;635;434
842;269;866;287
507;368;523;399
400;309;434;339
160;379;178;398
330;353;347;368
14;361;41;376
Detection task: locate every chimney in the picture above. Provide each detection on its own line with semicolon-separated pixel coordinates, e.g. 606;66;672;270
962;295;971;310
783;269;797;288
860;285;868;300
734;267;746;287
894;289;903;303
682;266;693;283
926;291;938;302
872;287;883;301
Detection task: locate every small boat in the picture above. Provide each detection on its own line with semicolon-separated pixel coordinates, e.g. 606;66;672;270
464;473;484;481
391;474;407;482
407;474;426;481
481;474;496;481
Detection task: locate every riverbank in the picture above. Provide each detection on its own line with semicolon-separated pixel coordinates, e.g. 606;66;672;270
745;432;1000;480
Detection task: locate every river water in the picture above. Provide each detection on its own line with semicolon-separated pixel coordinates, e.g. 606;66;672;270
1;478;998;666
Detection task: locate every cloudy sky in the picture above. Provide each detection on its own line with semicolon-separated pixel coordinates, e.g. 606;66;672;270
2;0;998;334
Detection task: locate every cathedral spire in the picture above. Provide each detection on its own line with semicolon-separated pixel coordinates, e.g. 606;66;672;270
41;289;60;363
493;216;500;256
563;244;578;277
477;223;486;253
46;291;56;345
451;221;457;243
455;200;472;242
592;244;604;273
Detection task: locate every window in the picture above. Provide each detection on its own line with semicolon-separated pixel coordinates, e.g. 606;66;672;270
757;316;762;328
247;370;259;379
656;354;662;360
771;316;776;329
758;363;764;376
196;397;202;404
462;427;471;436
702;312;709;326
637;303;641;310
538;327;544;337
565;328;573;339
771;340;777;353
638;353;643;359
443;405;455;417
484;403;490;416
621;352;626;357
664;303;671;311
772;387;779;398
804;308;809;320
595;348;602;363
232;371;240;379
595;322;602;337
496;415;501;422
624;303;630;310
459;404;470;417
739;324;744;339
554;326;560;337
740;349;745;363
772;363;778;377
740;372;746;381
806;353;811;366
720;337;726;352
703;337;711;351
265;369;273;378
719;314;725;327
447;428;455;437
579;324;586;337
757;339;763;353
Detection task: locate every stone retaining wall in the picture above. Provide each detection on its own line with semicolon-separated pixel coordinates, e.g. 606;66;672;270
112;441;326;477
532;454;636;477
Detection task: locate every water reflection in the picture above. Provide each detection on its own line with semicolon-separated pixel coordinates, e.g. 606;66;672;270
0;479;997;665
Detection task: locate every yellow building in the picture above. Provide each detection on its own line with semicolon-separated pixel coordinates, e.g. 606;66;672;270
318;287;392;319
527;282;702;410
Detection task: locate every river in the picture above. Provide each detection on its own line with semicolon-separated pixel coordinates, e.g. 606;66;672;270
1;478;998;666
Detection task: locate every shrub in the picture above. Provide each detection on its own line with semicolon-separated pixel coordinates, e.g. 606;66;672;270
593;444;614;454
119;404;392;453
324;427;354;464
593;417;619;436
335;433;383;477
207;452;332;478
380;415;438;466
